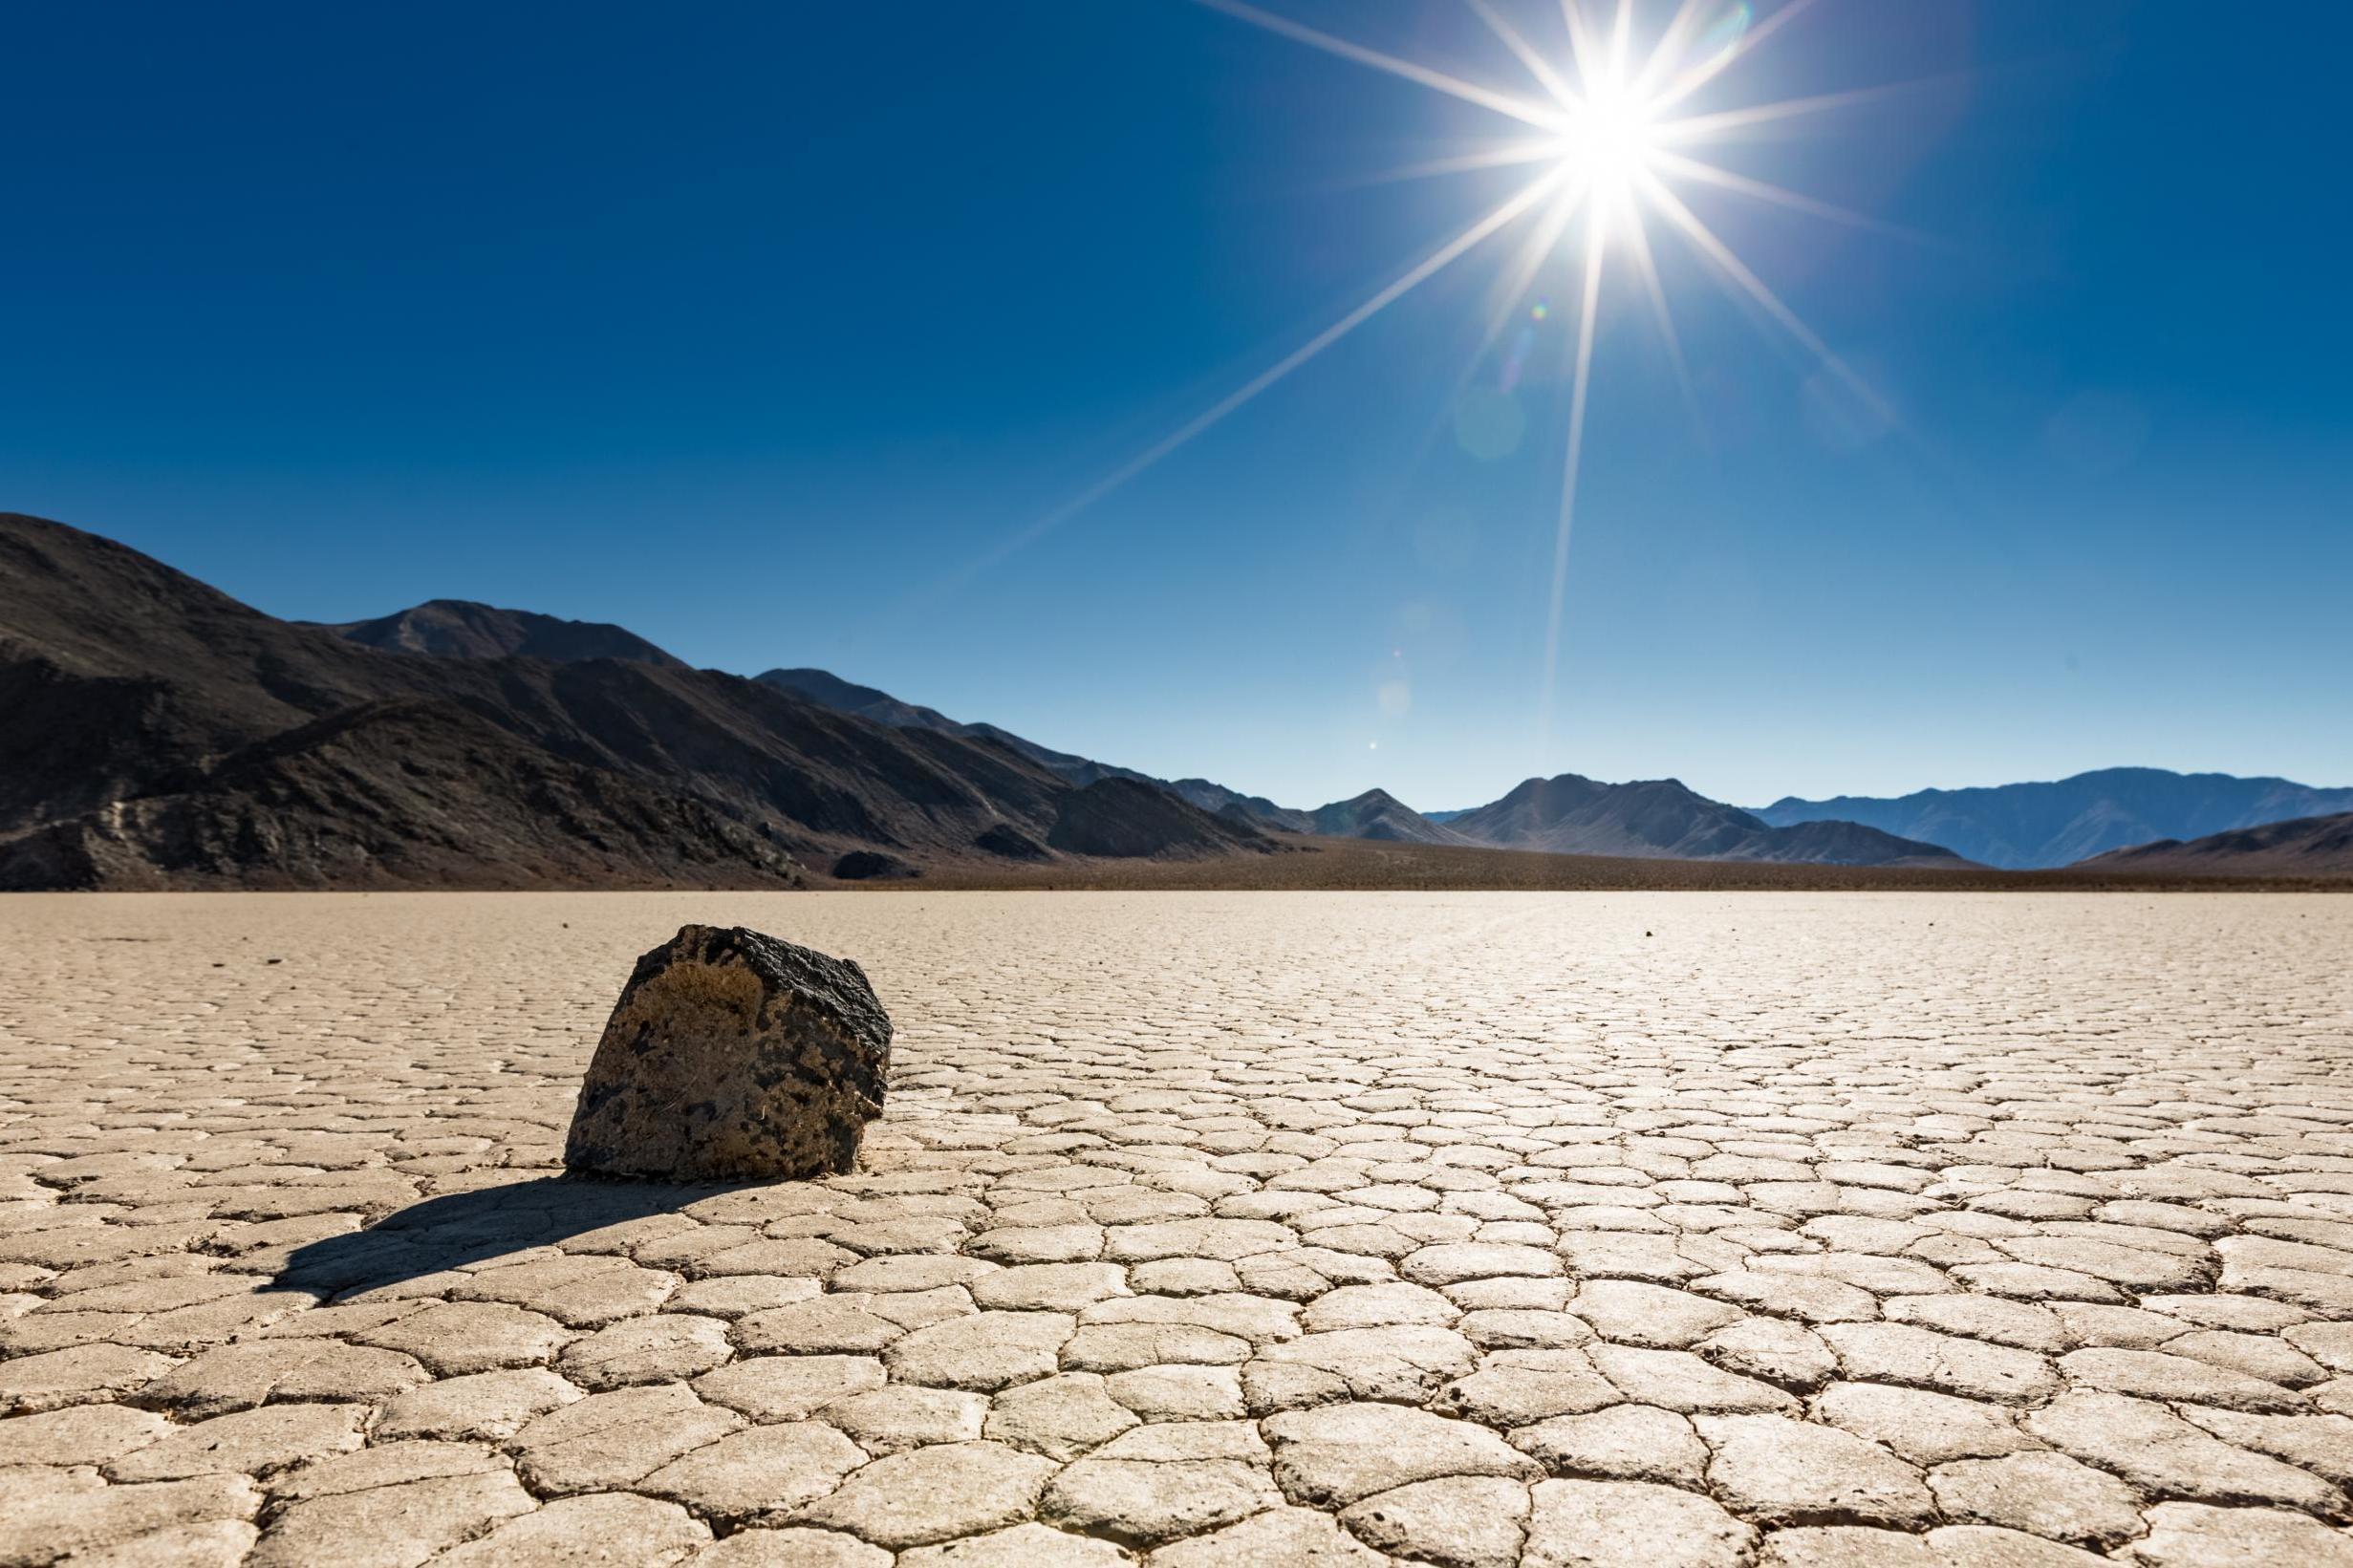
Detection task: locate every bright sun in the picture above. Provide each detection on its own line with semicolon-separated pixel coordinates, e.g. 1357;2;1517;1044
975;1;1908;744
1559;79;1660;217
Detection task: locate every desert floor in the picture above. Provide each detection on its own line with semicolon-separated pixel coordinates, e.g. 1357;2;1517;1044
5;891;2353;1567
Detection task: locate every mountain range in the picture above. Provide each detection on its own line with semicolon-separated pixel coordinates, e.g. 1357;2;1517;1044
756;672;1953;866
5;513;2342;889
2078;810;2353;876
1757;768;2353;869
1443;775;1963;865
1;515;1090;888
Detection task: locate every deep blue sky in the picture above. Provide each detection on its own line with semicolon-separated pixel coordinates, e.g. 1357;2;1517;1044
6;2;2347;808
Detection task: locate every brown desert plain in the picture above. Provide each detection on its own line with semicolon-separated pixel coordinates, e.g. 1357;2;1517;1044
877;834;2353;893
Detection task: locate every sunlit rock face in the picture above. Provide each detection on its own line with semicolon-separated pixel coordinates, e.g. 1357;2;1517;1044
564;925;891;1181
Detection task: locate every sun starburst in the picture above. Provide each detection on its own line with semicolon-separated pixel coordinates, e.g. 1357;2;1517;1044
954;1;1909;745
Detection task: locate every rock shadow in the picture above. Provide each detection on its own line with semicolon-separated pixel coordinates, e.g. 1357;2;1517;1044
273;1174;752;1299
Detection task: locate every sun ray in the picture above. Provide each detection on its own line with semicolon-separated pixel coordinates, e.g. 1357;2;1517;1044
1651;76;1941;142
1638;168;1893;424
917;0;1921;752
1537;209;1609;750
1619;194;1707;445
954;168;1570;582
1486;179;1591;341
1628;0;1714;98
1195;0;1567;132
1360;139;1570;186
1647;0;1822;112
1463;0;1581;110
1559;0;1609;100
1647;147;1930;243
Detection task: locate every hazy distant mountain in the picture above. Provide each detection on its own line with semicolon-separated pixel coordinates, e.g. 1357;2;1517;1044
1756;767;2353;869
1450;774;1968;867
308;599;686;669
2077;810;2353;876
768;671;1963;866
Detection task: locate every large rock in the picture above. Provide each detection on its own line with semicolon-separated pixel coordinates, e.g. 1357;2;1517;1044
563;925;890;1180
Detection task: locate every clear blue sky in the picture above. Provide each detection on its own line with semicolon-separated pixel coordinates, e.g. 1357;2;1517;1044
5;2;2347;809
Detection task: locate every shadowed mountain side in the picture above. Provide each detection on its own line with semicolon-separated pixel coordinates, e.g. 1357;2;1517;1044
1047;777;1281;860
2075;810;2353;875
755;666;973;737
1757;766;2353;869
306;599;686;669
1165;778;1302;826
757;667;1331;829
0;698;804;891
1449;773;1968;866
758;666;1162;791
0;514;1080;888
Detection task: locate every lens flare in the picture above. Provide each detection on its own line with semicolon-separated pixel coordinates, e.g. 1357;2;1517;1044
940;1;1910;751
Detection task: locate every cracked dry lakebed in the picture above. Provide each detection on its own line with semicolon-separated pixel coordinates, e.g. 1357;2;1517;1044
4;890;2353;1567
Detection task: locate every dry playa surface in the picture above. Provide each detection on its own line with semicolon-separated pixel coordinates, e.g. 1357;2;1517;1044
4;891;2353;1568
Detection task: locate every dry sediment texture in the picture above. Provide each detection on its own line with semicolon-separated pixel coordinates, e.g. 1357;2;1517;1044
3;891;2353;1566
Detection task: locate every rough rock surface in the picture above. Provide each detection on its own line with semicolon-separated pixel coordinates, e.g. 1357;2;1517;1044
563;925;890;1181
5;891;2353;1565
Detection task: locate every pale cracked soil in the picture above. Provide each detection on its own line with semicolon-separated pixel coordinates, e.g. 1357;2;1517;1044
4;891;2352;1568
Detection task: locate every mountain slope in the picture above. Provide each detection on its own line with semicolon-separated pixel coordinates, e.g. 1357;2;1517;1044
761;670;1484;847
1756;767;2353;869
0;514;1081;889
0;698;799;891
308;600;686;669
1450;774;1968;866
756;667;1162;793
755;667;966;733
1047;778;1278;860
1303;789;1476;846
2076;810;2353;877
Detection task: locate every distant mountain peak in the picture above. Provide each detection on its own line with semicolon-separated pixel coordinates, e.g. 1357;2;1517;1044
1448;770;1957;867
1757;767;2353;869
308;598;686;669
